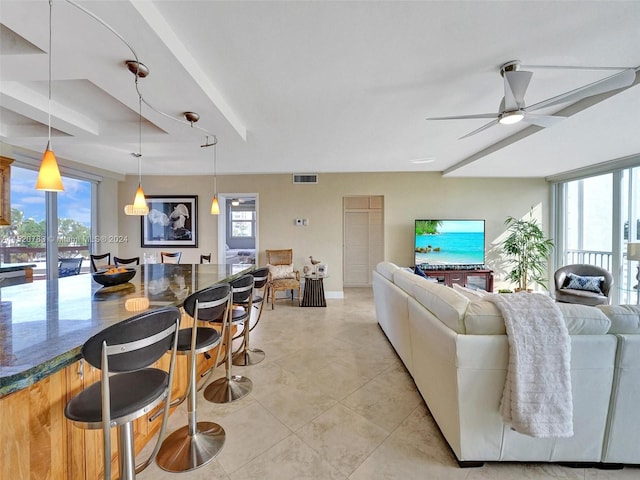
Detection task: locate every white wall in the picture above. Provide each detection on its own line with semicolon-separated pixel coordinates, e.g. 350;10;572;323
115;172;550;294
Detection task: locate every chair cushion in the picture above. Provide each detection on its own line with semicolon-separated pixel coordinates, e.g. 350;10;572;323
64;368;167;426
268;264;296;279
176;327;221;353
411;279;470;333
271;278;300;289
565;273;604;294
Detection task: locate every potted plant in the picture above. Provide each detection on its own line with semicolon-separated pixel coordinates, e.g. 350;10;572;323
502;210;554;291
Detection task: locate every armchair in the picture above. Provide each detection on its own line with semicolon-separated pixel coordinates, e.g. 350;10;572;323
554;264;613;306
265;249;301;309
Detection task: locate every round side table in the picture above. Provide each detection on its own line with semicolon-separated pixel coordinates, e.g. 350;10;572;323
301;273;328;307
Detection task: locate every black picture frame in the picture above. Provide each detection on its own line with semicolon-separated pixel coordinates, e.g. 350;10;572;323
141;195;198;247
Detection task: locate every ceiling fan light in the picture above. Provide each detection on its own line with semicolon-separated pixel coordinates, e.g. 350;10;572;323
36;144;64;192
499;111;525;125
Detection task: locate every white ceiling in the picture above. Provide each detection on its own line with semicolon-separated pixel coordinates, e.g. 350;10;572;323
1;0;639;178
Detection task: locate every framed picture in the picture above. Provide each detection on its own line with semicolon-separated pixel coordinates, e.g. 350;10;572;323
141;195;198;247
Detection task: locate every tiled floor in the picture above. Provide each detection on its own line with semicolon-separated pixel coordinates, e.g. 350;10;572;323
138;288;639;479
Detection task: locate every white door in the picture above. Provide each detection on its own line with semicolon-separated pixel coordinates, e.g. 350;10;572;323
343;196;384;287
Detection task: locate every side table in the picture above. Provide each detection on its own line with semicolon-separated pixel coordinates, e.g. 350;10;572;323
301;273;327;307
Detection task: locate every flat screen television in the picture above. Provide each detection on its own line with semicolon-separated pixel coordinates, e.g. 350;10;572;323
414;219;485;267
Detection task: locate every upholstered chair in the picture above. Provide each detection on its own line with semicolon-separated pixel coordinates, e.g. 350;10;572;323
265;249;301;308
554;264;613;306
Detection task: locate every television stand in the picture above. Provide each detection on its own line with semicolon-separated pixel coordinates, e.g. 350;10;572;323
420;267;494;292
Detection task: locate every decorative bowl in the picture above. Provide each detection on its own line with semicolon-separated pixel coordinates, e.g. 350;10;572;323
92;267;137;287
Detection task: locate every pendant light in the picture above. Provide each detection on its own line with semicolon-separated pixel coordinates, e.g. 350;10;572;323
36;0;64;192
124;93;149;215
206;136;220;215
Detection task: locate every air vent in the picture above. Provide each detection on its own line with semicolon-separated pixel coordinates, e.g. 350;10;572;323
293;173;318;184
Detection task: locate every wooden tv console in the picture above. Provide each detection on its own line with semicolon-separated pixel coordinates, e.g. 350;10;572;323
420;267;494;292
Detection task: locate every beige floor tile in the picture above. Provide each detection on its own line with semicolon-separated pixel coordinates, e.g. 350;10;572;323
133;288;637;480
229;434;346;480
213;401;291;474
297;403;389;476
341;363;422;432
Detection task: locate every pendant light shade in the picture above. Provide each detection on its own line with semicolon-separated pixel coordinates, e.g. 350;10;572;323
37;0;64;192
211;195;220;215
36;142;64;191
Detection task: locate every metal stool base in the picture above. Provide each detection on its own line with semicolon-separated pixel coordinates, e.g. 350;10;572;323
204;375;252;403
156;421;225;472
232;348;265;366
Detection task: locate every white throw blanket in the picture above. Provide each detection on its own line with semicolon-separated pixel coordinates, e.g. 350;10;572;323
487;292;573;438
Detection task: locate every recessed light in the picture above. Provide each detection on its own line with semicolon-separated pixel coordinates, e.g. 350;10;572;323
411;157;435;164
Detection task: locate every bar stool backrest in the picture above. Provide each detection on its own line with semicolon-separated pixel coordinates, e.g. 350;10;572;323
114;256;140;267
200;254;211;264
252;267;269;289
161;251;182;264
183;283;231;321
90;253;111;272
82;306;180;372
230;274;254;304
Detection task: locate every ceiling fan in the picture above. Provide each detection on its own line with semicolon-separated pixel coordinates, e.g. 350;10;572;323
427;60;636;139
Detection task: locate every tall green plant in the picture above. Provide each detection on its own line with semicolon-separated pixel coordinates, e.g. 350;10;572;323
502;211;554;290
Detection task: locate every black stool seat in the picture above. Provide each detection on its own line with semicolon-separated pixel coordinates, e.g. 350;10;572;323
63;306;181;480
176;327;221;355
65;369;168;428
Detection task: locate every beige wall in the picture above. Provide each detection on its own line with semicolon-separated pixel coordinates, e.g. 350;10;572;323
115;172;550;294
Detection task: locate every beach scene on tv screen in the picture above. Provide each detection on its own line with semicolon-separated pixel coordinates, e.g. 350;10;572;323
415;220;485;266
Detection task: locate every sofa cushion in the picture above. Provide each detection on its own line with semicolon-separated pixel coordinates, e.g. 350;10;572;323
411;280;470;333
393;269;429;293
376;261;399;281
452;283;486;301
464;298;611;335
597;304;640;334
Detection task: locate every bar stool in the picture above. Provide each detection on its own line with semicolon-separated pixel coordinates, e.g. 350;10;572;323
90;252;111;272
204;274;253;403
64;307;181;480
200;253;211;264
114;256;140;267
233;267;268;366
156;283;231;472
161;251;182;264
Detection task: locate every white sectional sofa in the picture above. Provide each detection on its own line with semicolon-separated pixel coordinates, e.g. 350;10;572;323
372;261;639;467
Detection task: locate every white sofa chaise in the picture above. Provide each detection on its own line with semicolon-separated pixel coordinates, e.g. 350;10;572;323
372;261;630;467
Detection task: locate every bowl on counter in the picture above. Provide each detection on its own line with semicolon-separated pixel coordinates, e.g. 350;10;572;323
92;267;137;287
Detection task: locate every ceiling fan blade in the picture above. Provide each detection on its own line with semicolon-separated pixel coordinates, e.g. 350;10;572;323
528;68;636;112
427;113;498;121
459;119;500;139
522;113;565;128
504;70;533;110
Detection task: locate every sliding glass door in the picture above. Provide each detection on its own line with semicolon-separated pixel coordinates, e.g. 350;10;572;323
554;165;640;304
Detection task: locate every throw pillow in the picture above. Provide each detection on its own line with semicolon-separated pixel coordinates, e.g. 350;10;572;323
565;273;604;294
268;264;296;280
414;266;427;278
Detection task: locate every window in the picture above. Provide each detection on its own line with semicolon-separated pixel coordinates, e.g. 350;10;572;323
1;164;93;278
230;209;255;238
553;163;640;304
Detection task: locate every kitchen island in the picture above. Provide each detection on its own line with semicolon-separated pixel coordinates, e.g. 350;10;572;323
0;262;252;479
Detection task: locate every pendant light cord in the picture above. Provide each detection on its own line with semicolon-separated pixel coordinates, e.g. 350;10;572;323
48;0;53;145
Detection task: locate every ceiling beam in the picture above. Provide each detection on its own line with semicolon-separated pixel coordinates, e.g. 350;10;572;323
130;0;247;142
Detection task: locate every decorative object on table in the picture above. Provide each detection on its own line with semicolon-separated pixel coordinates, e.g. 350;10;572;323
317;264;327;275
502;209;554;291
309;255;321;273
627;242;640;304
141;195;198;247
92;267;137;287
303;265;311;275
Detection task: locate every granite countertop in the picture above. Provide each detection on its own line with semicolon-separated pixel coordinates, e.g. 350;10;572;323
0;263;252;397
